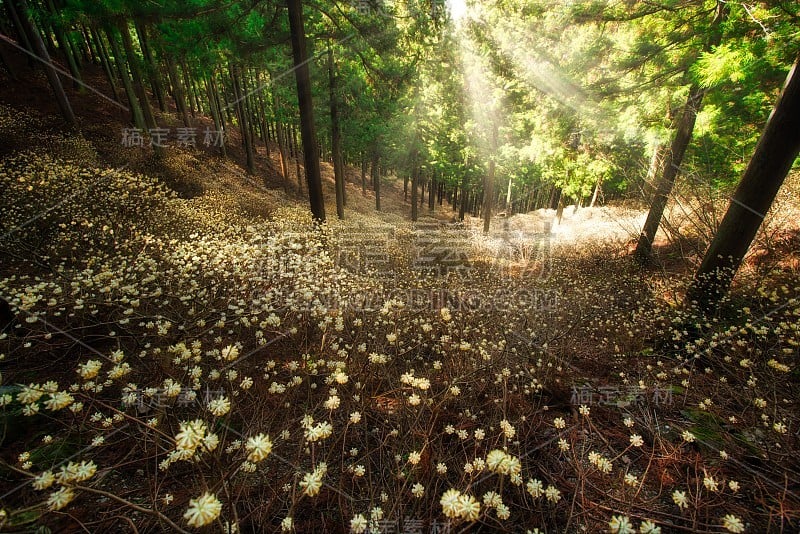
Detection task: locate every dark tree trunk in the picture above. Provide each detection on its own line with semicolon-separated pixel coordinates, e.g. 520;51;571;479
288;0;325;221
634;82;704;261
483;158;495;234
687;56;800;309
635;1;727;262
91;26;120;102
411;166;419;222
118;19;157;132
361;157;368;197
458;176;467;221
45;0;82;91
165;54;191;126
372;152;381;211
230;63;255;173
134;21;166;113
328;45;345;219
9;0;76;126
5;0;35;67
105;24;146;129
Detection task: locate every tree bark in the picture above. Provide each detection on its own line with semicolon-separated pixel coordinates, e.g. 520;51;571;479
91;26;120;102
287;0;325;222
165;53;191;126
634;1;727;262
9;0;76;126
686;56;800;309
483;159;494;233
411;166;419;222
118;19;157;132
45;0;82;91
105;24;145;130
372;152;381;211
134;21;167;113
328;45;345;219
230;63;255;173
361;157;368;196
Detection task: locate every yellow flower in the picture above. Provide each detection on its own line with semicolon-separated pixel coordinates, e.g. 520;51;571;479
183;492;222;528
245;433;273;463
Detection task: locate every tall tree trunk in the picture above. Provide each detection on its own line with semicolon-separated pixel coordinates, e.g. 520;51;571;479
45;0;82;91
483;158;494;233
204;74;226;156
458;176;467;221
105;24;145;130
686;56;800;309
230;63;255;173
165;54;190;126
589;176;602;207
634;83;704;261
361;157;368;196
5;0;35;67
288;0;325;221
91;27;119;102
411;166;419;222
292;125;303;194
328;44;345;219
8;0;76;126
505;176;513;212
118;19;157;132
634;1;726;262
429;175;436;211
134;21;166;113
277;121;291;188
372;152;381;211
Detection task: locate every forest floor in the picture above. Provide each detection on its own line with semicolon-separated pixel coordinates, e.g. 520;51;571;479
1;59;800;534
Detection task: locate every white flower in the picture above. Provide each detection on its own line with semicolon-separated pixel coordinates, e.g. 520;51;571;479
579;404;590;416
499;419;516;439
721;514;745;533
639;520;661;533
47;486;76;510
553;417;566;429
281;516;293;532
623;416;634;428
183;492;222;527
455;493;480;521
609;515;634;534
672;489;688;509
324;395;340;410
630;434;644;447
545;485;561;503
527;478;544;498
411;483;425;498
245;433;273;463
349;412;361;424
350;513;368;533
495;503;510;519
221;345;239;361
32;471;56;490
175;419;207;454
44;391;74;411
408;451;421;465
436;462;447;474
77;360;102;380
208;396;231;417
440;489;461;518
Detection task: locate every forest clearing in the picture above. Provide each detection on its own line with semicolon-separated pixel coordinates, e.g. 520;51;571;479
1;0;799;532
